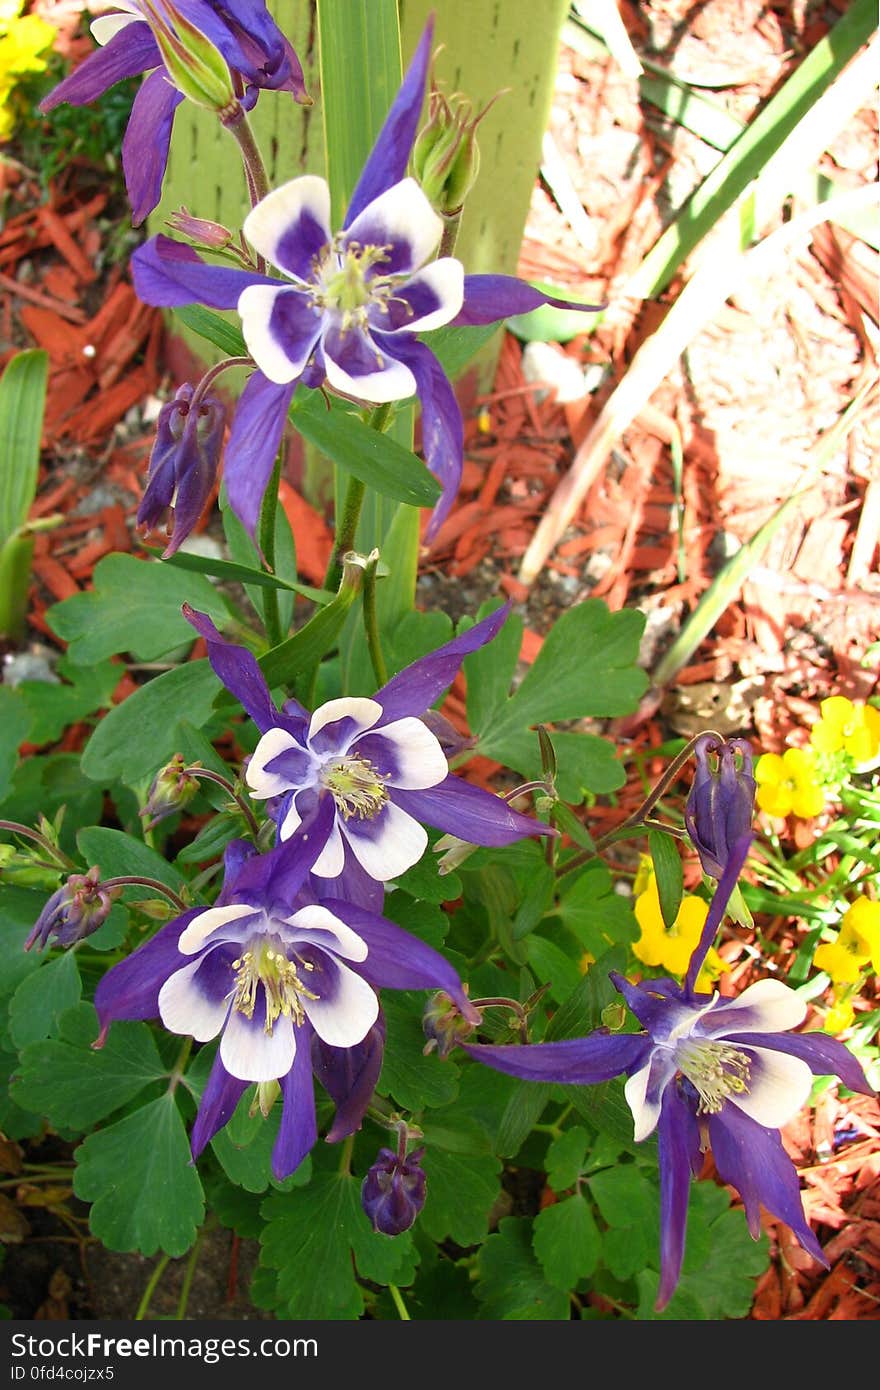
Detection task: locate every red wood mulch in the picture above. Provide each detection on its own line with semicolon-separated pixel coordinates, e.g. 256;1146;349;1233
2;0;878;1320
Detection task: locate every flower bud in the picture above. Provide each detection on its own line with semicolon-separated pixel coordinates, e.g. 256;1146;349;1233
413;86;504;216
140;754;201;831
361;1146;426;1236
422;989;478;1058
142;0;237;114
165;207;233;250
25;868;118;951
137;384;225;558
685;734;756;881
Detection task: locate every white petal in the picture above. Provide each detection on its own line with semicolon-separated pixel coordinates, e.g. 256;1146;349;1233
238;284;322;385
357;717;448;789
624;1065;662;1143
323;339;417;405
279;796;303;842
158;960;230;1042
281;904;368;962
302;960;379;1048
308;697;382;745
343;800;427;881
91;6;140;46
246;726;311;800
382;259;465;334
699;978;808;1039
311;818;346;877
177;903;259;956
242;176;331;274
730;1045;814;1129
344;178;443;273
220;1008;297;1083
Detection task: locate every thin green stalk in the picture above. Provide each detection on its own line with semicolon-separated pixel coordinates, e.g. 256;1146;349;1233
338;1135;354;1176
176;1224;211;1320
362;551;388;686
167;1037;193;1096
135;1254;171;1321
0;820;74;870
101;876;187;914
388;1284;411;1321
324;403;393;591
259;451;285;648
182;766;261;839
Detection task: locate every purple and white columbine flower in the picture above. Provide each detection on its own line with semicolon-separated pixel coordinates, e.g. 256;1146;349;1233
94;827;478;1180
184;602;550;889
130;16;600;541
462;839;875;1309
39;2;308;224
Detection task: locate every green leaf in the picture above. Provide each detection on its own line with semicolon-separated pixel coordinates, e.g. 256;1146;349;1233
556;859;638;958
17;657;119;747
0;349;48;547
77;826;190;894
259;1166;418;1320
419;1145;501;1247
648;828;684;932
8;952;81;1049
472;602;648;768
74;1092;205;1255
463;601;522;734
379;993;460;1111
292;396;442;509
172;304;246;358
533;1193;602;1289
153;544;329;603
12;1004;168;1129
209;1086;312;1193
0;754;104;849
80;660;220;785
425;321;502;381
544;1125;591;1191
495;1079;552;1159
475;1217;571;1319
258;583;358;691
588;1161;658;1229
47;553;229;663
602;1215;653;1281
0;687;30;799
551;731;625;802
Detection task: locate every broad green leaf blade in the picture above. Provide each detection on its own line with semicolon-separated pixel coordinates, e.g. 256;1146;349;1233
76;825;190;894
0;686;31;799
17;657;119;747
0;349;48;546
648;828;684;932
13;1004;168;1129
258;583;358;691
533;1193;602;1290
74;1092;205;1256
8;952;82;1049
475;1216;571;1320
316;0;402;225
47;553;230;664
146;545;331;604
292;398;441;509
80;660;220;786
379;993;460;1111
173;304;247;358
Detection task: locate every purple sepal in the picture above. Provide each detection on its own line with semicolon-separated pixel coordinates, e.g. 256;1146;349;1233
453;274;605;327
39;23;160;111
272;1028;318;1180
361;1144;426;1235
122;70;185;227
138;383;225;556
131;234;270;310
313;844;385;914
376;603;510;723
327;902;477;1021
462;1032;651;1084
235;797;336;910
375;333;462;541
215;838;261;903
223;372;297;543
725;1030;875;1097
312;1013;386;1143
344;16;434;226
684;734;756;882
394;775;551;847
93;911;202;1037
708;1103;827;1265
683;831;752;997
208;0;309;102
190;1049;247;1160
655;1084;702;1311
182;605;290;735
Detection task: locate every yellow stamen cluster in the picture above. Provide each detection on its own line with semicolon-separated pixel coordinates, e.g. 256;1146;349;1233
321;753;389;821
676;1040;751;1116
311;237;407;337
231;941;319;1033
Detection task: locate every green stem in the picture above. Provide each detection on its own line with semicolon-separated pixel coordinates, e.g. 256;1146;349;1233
362;551;388;686
388;1284;411;1321
258;451;285;648
135;1254;171;1321
338;1135;354;1176
183;766;261;839
100;876;187;913
0;820;74;870
176;1224;210;1319
167;1037;193;1096
323;403;394;591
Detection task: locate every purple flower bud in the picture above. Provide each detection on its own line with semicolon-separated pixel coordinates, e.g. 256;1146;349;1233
361;1146;427;1236
165;208;233;250
685;733;756;880
137;384;225;558
422;989;479;1059
25;868;118;951
140;754;201;831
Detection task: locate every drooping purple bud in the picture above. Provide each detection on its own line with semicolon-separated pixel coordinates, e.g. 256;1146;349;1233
137;384;225;558
140;754;201;831
165;207;233;250
422;988;479;1059
25;868;119;951
361;1146;427;1236
684;733;756;880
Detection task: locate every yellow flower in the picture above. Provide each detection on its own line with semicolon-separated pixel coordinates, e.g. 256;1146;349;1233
810;696;880;766
840;896;880;972
633;880;725;989
754;748;825;819
813;937;866;985
825;991;856;1035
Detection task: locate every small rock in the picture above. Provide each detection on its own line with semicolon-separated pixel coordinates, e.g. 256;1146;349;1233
521;341;589;404
3;648;60;687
